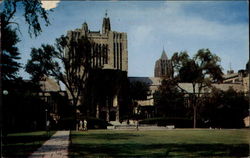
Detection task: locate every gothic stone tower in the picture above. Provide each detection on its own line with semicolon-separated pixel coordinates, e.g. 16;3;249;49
66;14;128;72
66;14;128;123
154;48;173;79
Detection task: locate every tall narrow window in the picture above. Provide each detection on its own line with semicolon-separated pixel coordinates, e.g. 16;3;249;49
120;43;122;70
98;44;101;66
102;44;106;65
96;44;98;67
93;44;96;68
105;45;108;64
116;42;119;69
94;44;97;68
113;43;116;68
91;44;94;68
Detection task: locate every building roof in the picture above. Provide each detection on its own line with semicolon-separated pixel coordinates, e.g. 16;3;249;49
128;77;162;86
178;83;244;93
128;77;244;93
223;73;238;80
212;83;244;92
160;49;168;60
40;77;61;92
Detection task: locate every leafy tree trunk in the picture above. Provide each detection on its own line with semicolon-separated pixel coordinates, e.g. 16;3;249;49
192;83;197;128
193;105;197;128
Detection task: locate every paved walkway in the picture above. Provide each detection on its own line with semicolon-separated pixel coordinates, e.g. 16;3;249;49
29;131;70;158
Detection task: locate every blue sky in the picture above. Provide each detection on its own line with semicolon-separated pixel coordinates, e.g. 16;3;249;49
7;1;249;78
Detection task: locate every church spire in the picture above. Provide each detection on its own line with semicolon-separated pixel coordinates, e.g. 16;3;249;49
105;9;108;17
102;10;111;34
161;47;168;60
82;21;88;33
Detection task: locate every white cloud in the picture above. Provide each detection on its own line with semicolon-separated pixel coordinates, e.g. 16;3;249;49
41;1;60;10
115;1;248;75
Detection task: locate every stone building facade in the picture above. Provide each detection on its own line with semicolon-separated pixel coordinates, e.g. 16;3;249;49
154;49;173;78
66;14;128;72
129;76;247;120
65;14;128;123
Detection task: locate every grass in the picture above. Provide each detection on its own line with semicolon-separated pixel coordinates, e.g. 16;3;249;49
69;129;250;158
3;131;55;157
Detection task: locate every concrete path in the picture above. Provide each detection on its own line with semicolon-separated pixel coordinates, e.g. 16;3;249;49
29;131;70;158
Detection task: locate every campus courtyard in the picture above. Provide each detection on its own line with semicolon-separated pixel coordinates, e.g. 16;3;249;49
1;1;249;158
3;129;250;157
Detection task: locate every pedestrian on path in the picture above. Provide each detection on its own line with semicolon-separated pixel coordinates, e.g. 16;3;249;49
79;120;83;131
84;119;88;131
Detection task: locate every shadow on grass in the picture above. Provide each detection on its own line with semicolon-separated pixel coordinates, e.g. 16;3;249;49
3;131;55;157
3;135;49;144
69;143;249;157
3;144;41;157
76;133;141;140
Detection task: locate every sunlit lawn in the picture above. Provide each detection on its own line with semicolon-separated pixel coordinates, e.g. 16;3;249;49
69;129;250;157
3;131;55;157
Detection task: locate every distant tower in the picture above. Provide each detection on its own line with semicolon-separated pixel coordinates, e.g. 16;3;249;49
227;62;234;74
154;48;173;78
82;21;88;34
102;10;111;34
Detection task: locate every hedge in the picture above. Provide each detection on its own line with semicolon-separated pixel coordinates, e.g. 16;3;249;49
139;117;192;128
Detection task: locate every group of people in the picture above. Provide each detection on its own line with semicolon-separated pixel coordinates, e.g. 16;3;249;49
79;119;88;131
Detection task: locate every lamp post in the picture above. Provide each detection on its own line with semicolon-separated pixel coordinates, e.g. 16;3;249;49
1;90;8;158
45;109;48;131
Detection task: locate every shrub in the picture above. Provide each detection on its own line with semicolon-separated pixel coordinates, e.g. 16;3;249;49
139;117;192;128
87;117;112;129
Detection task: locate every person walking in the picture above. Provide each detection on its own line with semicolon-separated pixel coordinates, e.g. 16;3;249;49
84;119;88;131
79;120;83;131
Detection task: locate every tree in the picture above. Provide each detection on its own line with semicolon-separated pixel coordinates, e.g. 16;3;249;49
222;88;248;128
1;2;51;155
200;87;249;128
83;69;128;121
26;35;93;129
171;49;223;128
171;51;190;77
129;81;150;101
0;0;50;80
1;26;21;80
154;79;186;118
128;81;150;118
3;80;46;133
1;0;50;37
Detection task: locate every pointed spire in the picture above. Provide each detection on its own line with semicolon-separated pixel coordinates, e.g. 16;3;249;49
161;47;168;60
82;21;88;33
102;10;111;34
105;9;108;17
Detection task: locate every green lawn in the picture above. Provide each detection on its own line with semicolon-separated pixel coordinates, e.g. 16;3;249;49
69;129;250;157
3;131;55;157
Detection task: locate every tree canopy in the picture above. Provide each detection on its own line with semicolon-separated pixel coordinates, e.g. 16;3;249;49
170;49;223;128
1;0;50;80
26;35;92;109
154;79;186;118
2;26;21;80
129;81;150;101
1;0;50;37
200;87;248;128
